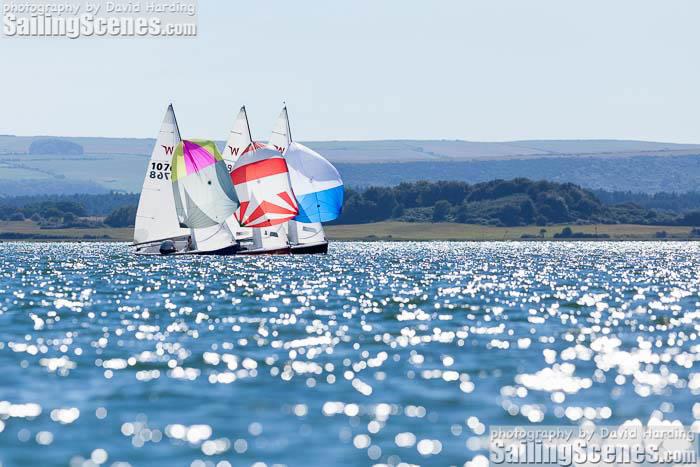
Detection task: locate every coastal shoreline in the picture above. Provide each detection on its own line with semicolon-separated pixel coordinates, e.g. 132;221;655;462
1;221;698;242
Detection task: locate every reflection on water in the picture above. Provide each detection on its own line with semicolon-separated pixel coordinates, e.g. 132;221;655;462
0;242;698;466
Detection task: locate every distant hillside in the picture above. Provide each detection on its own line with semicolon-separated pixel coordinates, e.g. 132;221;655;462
310;139;700;162
28;139;84;155
2;134;700;161
336;155;700;192
0;135;153;156
1;135;700;194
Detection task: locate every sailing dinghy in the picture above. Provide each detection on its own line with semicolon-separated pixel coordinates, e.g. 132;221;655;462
269;106;344;254
133;105;240;255
170;139;240;254
223;107;298;255
133;105;192;255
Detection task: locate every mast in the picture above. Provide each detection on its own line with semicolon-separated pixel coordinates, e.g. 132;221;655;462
170;103;181;141
242;106;254;144
282;105;293;247
284;104;292;144
169;103;196;248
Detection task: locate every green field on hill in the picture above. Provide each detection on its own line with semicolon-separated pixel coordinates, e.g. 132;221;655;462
4;137;700;195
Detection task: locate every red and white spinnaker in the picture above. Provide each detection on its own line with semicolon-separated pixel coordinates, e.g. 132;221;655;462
223;107;298;228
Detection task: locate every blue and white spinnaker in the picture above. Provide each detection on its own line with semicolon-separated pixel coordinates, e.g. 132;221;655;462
284;142;344;223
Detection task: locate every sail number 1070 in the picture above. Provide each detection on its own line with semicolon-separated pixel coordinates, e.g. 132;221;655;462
149;162;170;180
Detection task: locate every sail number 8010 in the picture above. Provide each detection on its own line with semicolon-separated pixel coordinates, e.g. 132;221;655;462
149;162;171;180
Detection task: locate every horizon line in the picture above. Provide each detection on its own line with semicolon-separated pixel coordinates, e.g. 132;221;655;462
2;133;700;146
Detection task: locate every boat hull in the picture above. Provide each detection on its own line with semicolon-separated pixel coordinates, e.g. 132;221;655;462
291;241;329;255
134;242;290;256
237;246;291;255
134;239;327;256
193;245;240;256
134;245;240;256
133;236;240;256
133;236;191;256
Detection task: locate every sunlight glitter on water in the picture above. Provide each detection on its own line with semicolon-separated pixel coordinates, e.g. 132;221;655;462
0;241;698;466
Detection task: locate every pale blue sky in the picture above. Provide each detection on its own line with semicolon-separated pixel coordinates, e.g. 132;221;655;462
2;0;700;142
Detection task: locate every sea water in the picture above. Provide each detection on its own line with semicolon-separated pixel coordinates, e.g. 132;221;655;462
0;242;698;467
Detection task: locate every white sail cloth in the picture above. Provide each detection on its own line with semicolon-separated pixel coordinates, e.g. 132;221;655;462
134;105;190;244
222;107;254;168
191;223;237;252
219;107;254;242
269;106;292;153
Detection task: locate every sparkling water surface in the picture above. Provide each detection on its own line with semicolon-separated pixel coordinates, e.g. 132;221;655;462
0;242;698;467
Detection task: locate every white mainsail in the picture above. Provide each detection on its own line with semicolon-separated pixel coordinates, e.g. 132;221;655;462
269;107;327;247
222;106;253;169
269;106;292;153
134;104;190;245
221;107;254;242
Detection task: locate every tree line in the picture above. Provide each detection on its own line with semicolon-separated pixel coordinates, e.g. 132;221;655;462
3;180;700;228
337;179;700;226
592;189;700;213
0;193;137;228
